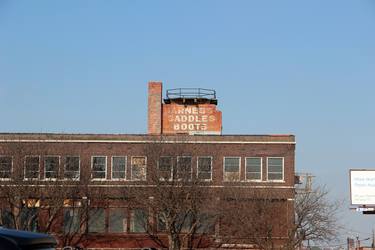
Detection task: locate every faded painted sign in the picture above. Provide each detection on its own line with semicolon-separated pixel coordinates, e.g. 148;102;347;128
162;104;222;134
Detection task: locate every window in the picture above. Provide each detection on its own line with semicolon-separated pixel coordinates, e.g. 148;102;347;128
197;157;212;180
196;213;215;234
131;157;146;181
63;208;81;234
109;208;127;233
245;157;262;181
20;206;38;231
177;156;192;180
267;157;284;181
92;156;107;179
64;156;80;180
44;156;59;179
0;156;12;179
112;156;126;180
24;156;40;180
88;208;106;233
1;208;14;228
158;156;172;181
130;208;147;233
223;157;240;181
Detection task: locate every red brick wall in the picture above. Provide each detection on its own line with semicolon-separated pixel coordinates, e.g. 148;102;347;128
147;82;163;135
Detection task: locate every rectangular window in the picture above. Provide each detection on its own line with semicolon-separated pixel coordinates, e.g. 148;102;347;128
158;156;172;181
131;157;147;181
197;157;212;180
245;157;262;181
63;208;81;234
92;156;107;179
24;156;40;180
0;156;12;179
109;208;127;233
64;156;80;180
223;157;240;181
88;208;106;233
177;156;192;180
1;208;14;228
267;157;284;181
44;156;59;179
112;156;126;180
20;206;38;231
130;208;147;233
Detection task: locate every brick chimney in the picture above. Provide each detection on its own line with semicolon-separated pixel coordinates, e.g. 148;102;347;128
147;81;163;134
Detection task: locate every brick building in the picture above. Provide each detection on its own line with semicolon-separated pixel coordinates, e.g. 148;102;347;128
0;82;296;249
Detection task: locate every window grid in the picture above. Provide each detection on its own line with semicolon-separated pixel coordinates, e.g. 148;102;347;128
197;156;212;181
92;156;107;180
158;156;173;181
223;157;241;182
24;156;40;180
245;157;262;181
267;157;284;181
44;156;60;180
131;156;147;181
111;156;127;180
0;156;12;180
177;156;192;180
64;156;80;180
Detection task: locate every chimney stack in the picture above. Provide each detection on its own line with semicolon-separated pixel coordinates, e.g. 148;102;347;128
147;81;163;134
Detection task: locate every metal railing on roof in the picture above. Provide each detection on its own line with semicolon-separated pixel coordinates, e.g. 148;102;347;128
166;88;216;100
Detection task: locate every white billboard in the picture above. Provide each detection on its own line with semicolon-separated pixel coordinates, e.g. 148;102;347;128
350;169;375;205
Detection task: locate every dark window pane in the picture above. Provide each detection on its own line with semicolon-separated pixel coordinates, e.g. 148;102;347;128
88;208;105;233
1;208;14;228
0;157;12;172
25;156;39;179
45;157;59;179
109;208;126;233
64;156;80;179
20;207;38;232
130;209;147;233
177;157;192;179
92;157;106;179
198;157;211;172
64;208;81;234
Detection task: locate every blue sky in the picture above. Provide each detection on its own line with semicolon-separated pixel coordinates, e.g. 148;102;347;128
1;0;375;245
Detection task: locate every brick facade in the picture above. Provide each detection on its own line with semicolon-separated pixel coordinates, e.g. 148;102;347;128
0;82;296;249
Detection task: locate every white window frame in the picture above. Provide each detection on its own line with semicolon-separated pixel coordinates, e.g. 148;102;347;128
177;156;193;180
64;156;80;181
266;157;284;182
158;156;173;181
245;157;262;182
0;155;13;180
196;156;213;181
24;155;40;180
223;157;241;182
111;156;127;180
91;156;107;180
130;156;147;181
44;155;60;180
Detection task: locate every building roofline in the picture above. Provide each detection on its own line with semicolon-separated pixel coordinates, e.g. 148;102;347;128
0;132;295;144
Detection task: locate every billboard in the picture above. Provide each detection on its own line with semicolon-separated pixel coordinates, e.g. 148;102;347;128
350;169;375;205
